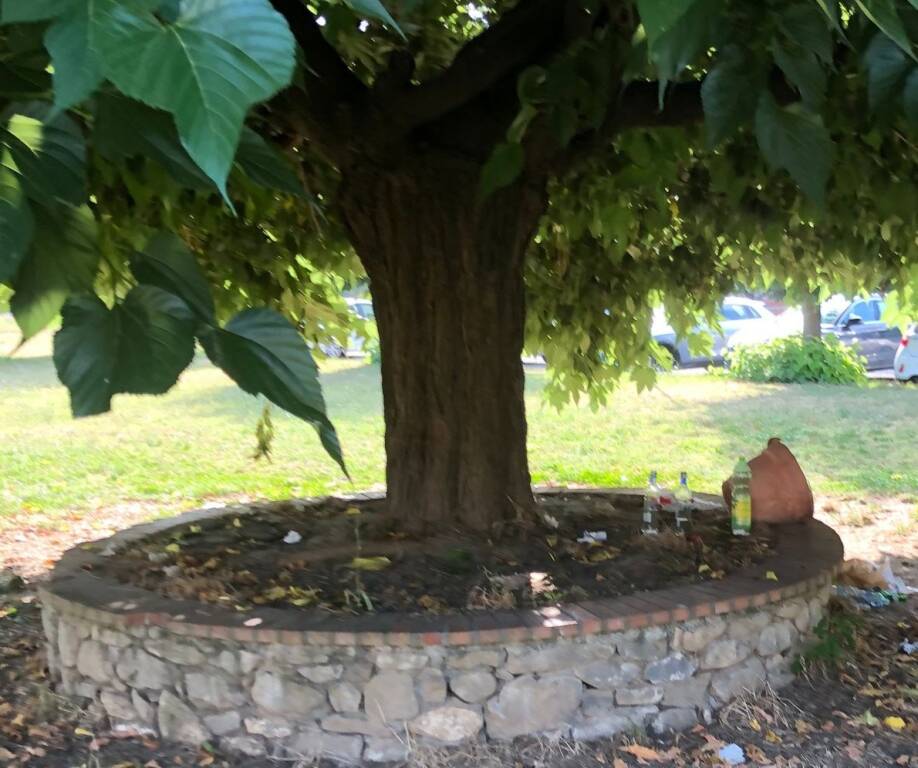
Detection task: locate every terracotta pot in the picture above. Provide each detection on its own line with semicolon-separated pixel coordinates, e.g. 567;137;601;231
722;438;813;524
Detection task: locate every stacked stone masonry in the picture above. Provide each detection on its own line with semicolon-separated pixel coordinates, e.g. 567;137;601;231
39;494;843;765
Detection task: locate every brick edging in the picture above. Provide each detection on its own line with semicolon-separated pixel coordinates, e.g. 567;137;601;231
39;490;844;648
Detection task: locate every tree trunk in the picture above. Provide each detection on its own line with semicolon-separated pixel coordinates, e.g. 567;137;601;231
802;293;821;339
338;154;546;533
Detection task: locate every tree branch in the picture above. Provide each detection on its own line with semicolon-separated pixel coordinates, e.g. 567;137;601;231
616;70;800;132
270;0;366;103
384;0;572;128
563;70;800;175
267;0;369;161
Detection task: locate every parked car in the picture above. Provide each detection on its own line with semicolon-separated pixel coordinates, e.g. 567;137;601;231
726;307;804;352
319;297;376;358
894;324;918;382
652;297;774;366
726;295;851;352
823;296;901;370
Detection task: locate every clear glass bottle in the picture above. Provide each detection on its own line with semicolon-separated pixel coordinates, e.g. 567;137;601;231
731;458;752;536
642;470;660;534
674;471;692;531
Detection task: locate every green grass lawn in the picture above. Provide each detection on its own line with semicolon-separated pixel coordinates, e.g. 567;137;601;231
2;319;916;525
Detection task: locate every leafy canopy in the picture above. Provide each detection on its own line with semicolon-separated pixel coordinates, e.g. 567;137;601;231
1;0;917;460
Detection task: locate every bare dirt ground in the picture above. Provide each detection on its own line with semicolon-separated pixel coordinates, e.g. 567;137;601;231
1;493;915;768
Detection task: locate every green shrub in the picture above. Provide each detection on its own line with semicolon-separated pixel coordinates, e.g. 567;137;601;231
726;335;867;384
793;605;860;673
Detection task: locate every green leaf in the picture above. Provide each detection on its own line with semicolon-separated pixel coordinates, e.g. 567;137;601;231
903;67;918;122
636;0;698;47
2;1;159;110
10;203;98;339
478;142;524;200
1;104;86;205
550;105;579;149
130;232;215;324
0;53;52;99
855;0;915;59
651;0;721;106
781;3;835;63
864;33;912;112
0;161;32;282
110;285;196;395
202;308;346;474
98;0;296;195
52;294;118;416
53;286;196;417
45;4;113;112
235;128;304;197
93;92;213;189
754;94;833;204
0;0;70;22
773;39;826;109
814;0;842;30
701;47;763;147
343;0;404;37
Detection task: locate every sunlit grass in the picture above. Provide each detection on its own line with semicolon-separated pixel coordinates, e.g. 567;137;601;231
1;317;916;525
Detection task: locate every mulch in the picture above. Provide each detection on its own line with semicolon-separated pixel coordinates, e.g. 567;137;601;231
96;494;775;615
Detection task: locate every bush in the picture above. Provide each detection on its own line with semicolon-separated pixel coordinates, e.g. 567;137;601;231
793;604;860;673
726;335;867;384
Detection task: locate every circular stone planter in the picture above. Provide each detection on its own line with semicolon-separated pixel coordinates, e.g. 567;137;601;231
39;490;843;764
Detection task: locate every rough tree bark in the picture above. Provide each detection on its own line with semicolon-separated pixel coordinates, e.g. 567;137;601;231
270;0;714;534
339;154;548;532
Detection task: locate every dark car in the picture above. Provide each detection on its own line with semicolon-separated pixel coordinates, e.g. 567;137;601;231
823;296;901;369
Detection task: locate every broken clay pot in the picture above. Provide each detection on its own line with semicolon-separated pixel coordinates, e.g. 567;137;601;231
722;438;813;524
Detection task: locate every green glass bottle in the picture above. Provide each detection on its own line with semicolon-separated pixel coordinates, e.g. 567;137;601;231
731;458;752;536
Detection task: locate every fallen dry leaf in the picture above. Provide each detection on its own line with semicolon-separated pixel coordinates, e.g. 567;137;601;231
620;744;681;763
794;718;814;734
884;716;906;732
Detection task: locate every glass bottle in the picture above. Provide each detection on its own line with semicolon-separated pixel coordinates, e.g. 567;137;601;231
642;470;660;534
731;458;752;535
674;471;692;531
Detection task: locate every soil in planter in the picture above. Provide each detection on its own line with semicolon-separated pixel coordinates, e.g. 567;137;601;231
96;492;775;615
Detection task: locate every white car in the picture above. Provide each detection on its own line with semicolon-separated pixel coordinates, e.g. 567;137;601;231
726;307;803;351
652;296;774;366
894;325;918;382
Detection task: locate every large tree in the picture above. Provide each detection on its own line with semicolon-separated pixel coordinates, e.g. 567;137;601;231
0;0;916;533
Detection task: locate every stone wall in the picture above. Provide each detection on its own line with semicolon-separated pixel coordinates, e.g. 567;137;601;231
39;497;844;764
42;586;830;764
